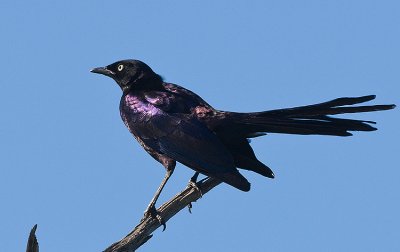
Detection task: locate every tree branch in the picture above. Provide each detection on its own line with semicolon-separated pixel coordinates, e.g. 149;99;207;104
103;177;221;252
26;224;39;252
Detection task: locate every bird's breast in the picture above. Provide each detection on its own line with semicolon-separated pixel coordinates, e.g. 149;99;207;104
121;94;161;117
119;94;161;133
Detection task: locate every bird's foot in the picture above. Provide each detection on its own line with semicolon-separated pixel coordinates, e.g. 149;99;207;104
187;202;194;214
142;205;166;231
186;177;206;213
187;179;204;198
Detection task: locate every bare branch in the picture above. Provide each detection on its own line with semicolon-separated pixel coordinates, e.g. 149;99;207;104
26;224;39;252
104;177;221;252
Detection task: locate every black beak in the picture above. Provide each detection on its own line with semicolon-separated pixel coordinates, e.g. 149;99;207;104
90;67;115;77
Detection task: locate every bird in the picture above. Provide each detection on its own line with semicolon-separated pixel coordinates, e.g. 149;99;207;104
91;59;395;223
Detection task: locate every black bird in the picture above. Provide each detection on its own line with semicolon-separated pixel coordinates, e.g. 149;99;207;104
91;59;395;219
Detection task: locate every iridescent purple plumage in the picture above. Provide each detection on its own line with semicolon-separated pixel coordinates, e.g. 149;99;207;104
91;59;395;223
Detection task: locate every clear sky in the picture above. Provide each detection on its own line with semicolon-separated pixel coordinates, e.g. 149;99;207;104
1;1;399;251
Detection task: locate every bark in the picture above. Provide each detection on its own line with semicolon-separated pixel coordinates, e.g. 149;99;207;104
24;178;221;252
104;177;221;252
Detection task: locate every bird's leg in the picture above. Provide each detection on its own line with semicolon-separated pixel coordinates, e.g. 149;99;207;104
143;168;174;231
187;172;206;213
189;172;200;185
187;172;203;195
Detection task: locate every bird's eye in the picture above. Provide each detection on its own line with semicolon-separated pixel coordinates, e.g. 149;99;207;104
117;64;124;71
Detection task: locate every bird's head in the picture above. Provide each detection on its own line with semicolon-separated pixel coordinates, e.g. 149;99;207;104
90;59;163;92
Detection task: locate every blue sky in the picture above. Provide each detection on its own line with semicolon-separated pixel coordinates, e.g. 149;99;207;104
1;1;399;251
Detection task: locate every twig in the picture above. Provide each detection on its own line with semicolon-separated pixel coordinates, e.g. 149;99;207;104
103;177;221;252
26;224;39;252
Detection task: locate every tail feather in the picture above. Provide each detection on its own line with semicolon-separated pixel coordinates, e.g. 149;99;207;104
236;155;275;178
258;95;394;117
217;171;251;192
229;95;395;137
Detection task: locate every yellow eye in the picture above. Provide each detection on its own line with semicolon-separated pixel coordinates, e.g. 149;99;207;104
117;64;124;71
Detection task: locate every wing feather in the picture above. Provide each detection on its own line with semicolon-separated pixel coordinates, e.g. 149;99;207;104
142;114;250;191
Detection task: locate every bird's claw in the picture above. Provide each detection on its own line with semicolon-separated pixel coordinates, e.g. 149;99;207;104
142;205;167;231
156;215;167;231
187;202;193;214
188;180;203;198
186;178;205;213
187;178;204;198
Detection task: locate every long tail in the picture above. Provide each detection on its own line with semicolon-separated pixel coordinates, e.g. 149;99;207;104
230;95;395;137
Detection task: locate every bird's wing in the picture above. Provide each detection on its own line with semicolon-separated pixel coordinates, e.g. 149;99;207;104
163;82;214;108
138;114;250;191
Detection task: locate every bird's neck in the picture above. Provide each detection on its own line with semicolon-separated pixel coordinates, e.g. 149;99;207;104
123;74;165;94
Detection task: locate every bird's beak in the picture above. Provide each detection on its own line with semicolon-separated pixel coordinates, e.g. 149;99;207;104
90;67;115;77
